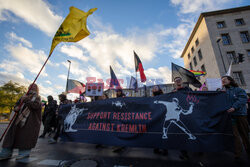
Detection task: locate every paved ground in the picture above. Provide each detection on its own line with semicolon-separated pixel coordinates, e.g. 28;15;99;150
0;123;250;167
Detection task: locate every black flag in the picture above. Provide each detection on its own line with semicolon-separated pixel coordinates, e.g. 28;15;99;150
172;63;202;88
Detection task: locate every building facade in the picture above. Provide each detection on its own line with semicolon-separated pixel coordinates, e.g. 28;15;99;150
181;6;250;93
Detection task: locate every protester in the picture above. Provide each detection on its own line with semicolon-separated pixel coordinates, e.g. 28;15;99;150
172;77;192;92
42;102;47;126
116;88;126;98
48;94;70;144
201;86;208;91
97;93;109;100
112;89;126;153
95;93;109;149
152;85;168;156
39;96;57;138
221;76;250;159
172;77;192;160
0;84;42;160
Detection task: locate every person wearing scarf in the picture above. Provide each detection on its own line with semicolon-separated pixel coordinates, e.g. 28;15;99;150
0;83;42;160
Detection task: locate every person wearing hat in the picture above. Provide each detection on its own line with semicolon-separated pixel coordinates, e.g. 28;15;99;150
221;75;250;159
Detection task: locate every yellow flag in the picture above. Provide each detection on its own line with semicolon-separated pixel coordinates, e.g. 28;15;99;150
49;7;97;55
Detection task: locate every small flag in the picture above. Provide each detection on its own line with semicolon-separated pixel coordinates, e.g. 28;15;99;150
134;51;147;82
129;76;138;92
66;79;85;94
49;7;97;55
190;70;206;77
172;63;202;88
110;66;121;88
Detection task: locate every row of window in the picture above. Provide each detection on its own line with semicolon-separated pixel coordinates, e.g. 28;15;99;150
221;31;250;45
187;38;200;59
189;49;203;69
217;18;245;28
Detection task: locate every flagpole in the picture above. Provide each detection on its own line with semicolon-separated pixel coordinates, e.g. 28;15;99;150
65;60;71;93
0;52;53;142
135;71;138;95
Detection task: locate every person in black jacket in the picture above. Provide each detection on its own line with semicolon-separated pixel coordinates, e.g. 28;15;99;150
39;96;57;138
48;94;70;144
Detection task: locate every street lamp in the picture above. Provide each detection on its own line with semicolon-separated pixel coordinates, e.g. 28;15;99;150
65;60;71;93
216;38;227;73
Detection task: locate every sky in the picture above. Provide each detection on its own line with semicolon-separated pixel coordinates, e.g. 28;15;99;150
0;0;249;101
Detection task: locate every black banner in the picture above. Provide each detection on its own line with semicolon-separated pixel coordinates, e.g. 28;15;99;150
59;91;233;152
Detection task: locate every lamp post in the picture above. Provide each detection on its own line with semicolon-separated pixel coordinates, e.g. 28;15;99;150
65;60;71;93
216;38;227;73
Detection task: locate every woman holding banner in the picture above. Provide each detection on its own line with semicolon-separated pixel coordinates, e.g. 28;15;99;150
0;84;42;160
221;76;250;159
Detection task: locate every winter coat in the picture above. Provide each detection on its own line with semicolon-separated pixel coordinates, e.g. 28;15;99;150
2;94;42;149
225;86;247;116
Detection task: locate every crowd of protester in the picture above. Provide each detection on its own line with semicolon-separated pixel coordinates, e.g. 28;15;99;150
0;76;250;162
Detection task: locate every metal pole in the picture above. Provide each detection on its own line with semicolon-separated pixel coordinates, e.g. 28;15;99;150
65;60;71;93
216;40;227;73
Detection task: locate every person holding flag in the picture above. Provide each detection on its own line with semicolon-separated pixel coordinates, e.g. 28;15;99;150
0;84;42;160
0;6;97;159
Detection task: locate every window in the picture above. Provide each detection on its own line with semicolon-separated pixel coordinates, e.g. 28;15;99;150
247;50;250;58
226;51;237;64
193;56;197;66
191;47;194;53
195;39;199;46
201;64;206;73
188;53;190;59
221;34;232;45
198;49;203;60
189;62;193;70
240;31;250;43
232;71;246;86
235;18;245;26
217;21;226;28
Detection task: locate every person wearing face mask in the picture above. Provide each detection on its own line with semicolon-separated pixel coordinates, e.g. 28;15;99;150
221;76;250;160
0;84;42;160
